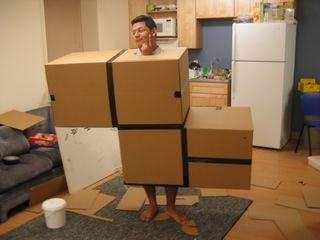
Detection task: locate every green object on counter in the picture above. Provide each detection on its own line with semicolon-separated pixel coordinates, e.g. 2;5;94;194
147;4;155;12
202;66;209;75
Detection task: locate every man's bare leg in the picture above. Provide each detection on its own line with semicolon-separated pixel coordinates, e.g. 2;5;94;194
165;186;188;225
141;185;158;222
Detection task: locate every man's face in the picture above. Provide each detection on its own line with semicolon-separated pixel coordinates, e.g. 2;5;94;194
132;22;156;48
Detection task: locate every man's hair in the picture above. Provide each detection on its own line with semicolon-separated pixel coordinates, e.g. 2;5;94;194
131;15;157;30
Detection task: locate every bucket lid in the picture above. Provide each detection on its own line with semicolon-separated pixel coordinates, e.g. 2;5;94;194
42;198;66;211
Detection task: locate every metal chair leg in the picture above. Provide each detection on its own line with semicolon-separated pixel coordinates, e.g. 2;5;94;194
307;125;312;156
295;124;305;152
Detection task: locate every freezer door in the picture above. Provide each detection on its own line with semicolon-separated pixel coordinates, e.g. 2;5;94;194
232;22;287;62
231;61;287;149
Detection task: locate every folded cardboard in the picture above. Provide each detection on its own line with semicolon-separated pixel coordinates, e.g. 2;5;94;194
45;50;123;127
118;129;184;185
0;110;44;130
185;107;253;189
112;47;190;125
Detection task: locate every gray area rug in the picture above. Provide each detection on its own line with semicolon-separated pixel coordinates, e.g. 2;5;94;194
1;176;252;240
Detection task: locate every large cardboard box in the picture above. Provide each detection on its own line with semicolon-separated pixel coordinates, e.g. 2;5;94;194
185;107;253;189
119;129;185;185
112;48;190;126
45;50;123;127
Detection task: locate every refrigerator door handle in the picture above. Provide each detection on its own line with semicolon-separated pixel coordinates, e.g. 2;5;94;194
232;23;236;60
231;61;235;100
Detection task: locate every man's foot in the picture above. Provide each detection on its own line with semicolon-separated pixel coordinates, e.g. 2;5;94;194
140;205;158;222
166;208;188;225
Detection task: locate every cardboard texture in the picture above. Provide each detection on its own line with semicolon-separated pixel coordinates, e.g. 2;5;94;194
154;212;171;221
145;195;199;206
200;188;228;197
181;225;200;237
302;185;320;208
112;48;190;125
276;195;320;213
71;211;113;222
119;129;184;185
29;175;67;206
251;176;281;189
73;193;116;215
45;50;122;127
116;187;146;211
185;107;253;189
248;205;316;240
0;110;44;130
65;189;100;210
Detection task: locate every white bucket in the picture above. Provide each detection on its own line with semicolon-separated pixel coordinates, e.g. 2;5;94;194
42;198;67;229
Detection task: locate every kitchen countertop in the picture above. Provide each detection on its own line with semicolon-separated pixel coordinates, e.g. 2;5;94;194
189;78;230;83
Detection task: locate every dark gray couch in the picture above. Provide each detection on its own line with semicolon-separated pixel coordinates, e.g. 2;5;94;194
0;106;64;223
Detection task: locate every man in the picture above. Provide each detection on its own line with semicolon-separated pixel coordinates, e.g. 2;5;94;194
130;15;188;225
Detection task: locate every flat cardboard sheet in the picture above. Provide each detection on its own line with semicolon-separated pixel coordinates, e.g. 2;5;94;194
248;205;316;240
116;187;146;211
276;195;320;214
0;110;44;130
73;193;116;215
200;188;228;197
145;195;199;206
251;176;281;189
29;175;67;206
65;189;100;210
71;211;113;222
301;185;320;208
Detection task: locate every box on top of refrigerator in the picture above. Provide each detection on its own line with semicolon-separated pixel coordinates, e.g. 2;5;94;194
111;47;190;126
45;50;123;127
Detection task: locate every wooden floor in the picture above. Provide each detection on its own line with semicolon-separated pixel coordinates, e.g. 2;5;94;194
1;140;320;239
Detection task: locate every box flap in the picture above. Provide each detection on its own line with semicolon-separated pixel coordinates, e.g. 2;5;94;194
185;106;253;131
0;110;44;130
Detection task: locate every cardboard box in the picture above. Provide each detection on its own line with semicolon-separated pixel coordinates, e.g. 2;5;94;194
0;110;44;130
112;48;190;126
185;107;253;189
118;129;185;185
45;50;123;127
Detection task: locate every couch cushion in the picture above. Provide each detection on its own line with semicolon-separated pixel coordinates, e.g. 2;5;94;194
0;153;53;193
0;126;30;160
30;147;62;168
25;106;56;137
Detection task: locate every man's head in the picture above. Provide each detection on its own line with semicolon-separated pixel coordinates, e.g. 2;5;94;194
131;15;158;55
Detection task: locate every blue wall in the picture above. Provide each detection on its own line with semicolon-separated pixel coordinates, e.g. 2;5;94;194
188;19;232;69
188;0;320;132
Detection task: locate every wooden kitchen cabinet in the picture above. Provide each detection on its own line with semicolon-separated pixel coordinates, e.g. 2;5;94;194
190;81;230;107
196;0;234;19
177;0;202;48
234;0;262;17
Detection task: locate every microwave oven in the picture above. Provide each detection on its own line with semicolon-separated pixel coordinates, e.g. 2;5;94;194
154;18;177;37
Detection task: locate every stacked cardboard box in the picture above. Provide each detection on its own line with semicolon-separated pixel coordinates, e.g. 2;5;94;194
45;48;253;190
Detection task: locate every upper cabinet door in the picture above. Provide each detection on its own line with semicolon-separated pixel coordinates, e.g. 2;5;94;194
196;0;234;19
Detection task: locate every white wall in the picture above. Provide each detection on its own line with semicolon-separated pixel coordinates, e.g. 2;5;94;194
97;0;129;50
0;0;49;113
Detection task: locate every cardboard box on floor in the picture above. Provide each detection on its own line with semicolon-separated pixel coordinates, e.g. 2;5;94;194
45;50;123;127
112;47;190;125
185;107;253;189
119;107;253;189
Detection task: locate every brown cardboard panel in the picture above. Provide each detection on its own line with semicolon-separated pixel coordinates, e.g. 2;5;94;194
119;129;184;185
45;50;122;127
301;185;320;208
276;195;320;213
116;187;146;211
185;107;253;159
155;212;170;221
181;225;200;236
251;176;281;189
65;189;100;210
249;205;316;240
200;188;228;197
0;110;44;130
74;193;116;215
145;195;199;206
112;48;189;125
29;175;67;206
189;162;251;189
71;211;113;222
26;203;43;213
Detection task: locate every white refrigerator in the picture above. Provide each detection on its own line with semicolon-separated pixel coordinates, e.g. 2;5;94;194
231;22;296;149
